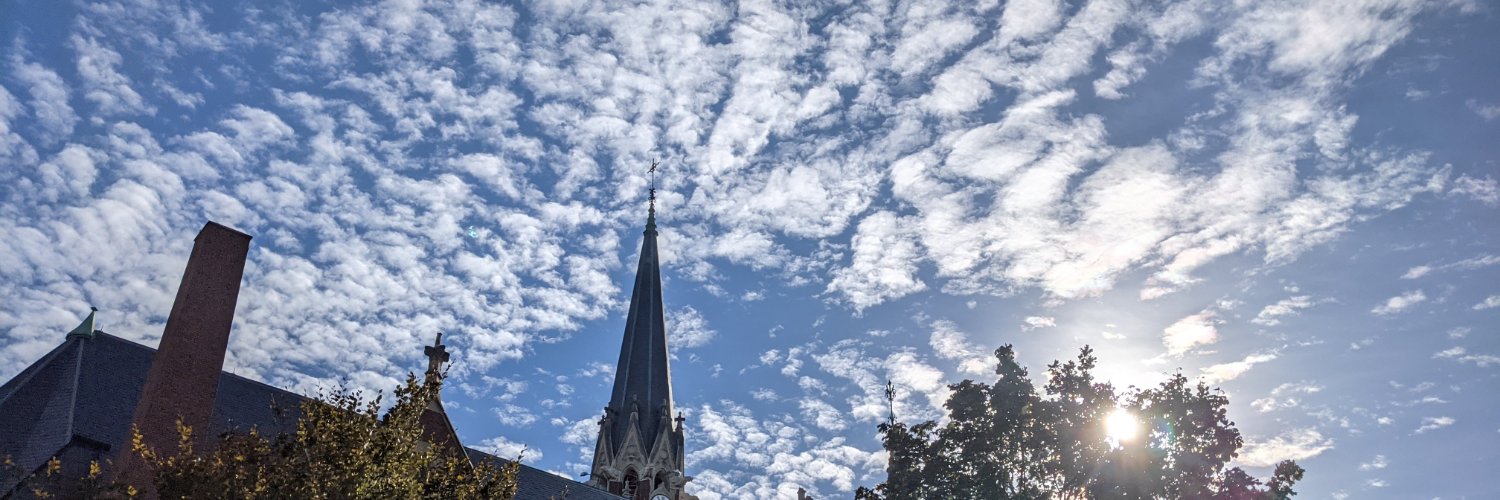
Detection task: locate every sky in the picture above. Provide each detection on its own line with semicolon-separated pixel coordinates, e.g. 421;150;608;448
1;0;1497;498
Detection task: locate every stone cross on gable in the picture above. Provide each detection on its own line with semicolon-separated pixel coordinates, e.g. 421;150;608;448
425;332;450;381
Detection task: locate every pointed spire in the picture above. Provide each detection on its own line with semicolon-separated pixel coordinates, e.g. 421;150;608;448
602;172;674;455
66;307;98;339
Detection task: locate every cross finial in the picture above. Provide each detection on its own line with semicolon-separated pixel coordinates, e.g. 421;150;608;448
646;159;660;231
424;332;451;382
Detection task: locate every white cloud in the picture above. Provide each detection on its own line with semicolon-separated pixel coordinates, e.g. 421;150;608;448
1022;316;1056;330
557;417;597;448
11;60;76;143
476;435;541;461
798;398;848;432
1467;99;1500;122
1401;255;1500;282
70;34;151;116
1415;416;1455;434
928;320;991;376
781;347;805;377
1372;290;1426;315
889;18;979;78
1199;353;1277;385
1239;428;1334;467
750;388;778;402
759;349;781;366
688;401;883;498
999;0;1064;44
1450;174;1499;206
0;0;1466;389
1401;265;1431;279
1358;454;1388;471
670;305;717;349
813;342;949;424
1253;295;1320;326
1433;346;1500;368
1204;0;1426;86
1252;381;1323;413
1472;295;1500;311
0;86;30;162
1163;311;1218;356
826;212;926;311
494;403;537;427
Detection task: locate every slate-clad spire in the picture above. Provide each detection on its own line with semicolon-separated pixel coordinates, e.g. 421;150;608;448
603;203;673;455
592;166;691;499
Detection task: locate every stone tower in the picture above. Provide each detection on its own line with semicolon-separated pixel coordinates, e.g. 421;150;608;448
589;198;689;500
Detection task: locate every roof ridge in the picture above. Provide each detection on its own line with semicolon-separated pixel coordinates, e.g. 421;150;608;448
0;337;85;408
91;331;308;404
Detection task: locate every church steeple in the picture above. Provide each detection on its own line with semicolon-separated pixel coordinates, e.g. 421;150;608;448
606;197;673;450
591;165;691;499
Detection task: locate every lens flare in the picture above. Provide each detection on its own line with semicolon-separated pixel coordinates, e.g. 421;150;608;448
1106;408;1140;444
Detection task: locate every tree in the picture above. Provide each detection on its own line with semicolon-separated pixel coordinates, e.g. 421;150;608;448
2;455;118;498
133;373;519;499
856;345;1304;500
5;373;519;499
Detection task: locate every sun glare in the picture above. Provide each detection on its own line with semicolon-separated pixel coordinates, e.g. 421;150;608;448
1105;408;1140;444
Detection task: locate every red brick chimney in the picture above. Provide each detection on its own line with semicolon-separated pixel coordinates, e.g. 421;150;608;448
117;221;250;487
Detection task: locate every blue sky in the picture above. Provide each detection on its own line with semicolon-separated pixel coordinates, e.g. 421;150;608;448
1;0;1497;498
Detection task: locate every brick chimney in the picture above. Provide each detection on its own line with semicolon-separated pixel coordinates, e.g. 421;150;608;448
117;221;250;486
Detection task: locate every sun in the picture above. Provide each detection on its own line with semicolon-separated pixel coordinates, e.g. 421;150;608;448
1105;408;1140;444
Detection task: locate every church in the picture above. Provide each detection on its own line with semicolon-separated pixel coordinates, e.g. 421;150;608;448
0;204;691;499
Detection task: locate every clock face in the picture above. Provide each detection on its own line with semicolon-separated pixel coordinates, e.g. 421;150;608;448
651;495;669;500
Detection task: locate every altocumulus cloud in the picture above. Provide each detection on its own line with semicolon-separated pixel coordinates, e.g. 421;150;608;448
0;0;1496;497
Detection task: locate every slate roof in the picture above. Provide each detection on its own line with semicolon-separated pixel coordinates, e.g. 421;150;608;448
465;448;624;500
0;331;619;499
603;211;676;455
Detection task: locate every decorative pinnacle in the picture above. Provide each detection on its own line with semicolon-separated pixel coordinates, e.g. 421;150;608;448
67;306;99;339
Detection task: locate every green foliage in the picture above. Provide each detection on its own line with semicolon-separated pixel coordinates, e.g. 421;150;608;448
856;345;1305;500
2;454;125;498
133;373;519;499
5;373;518;499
